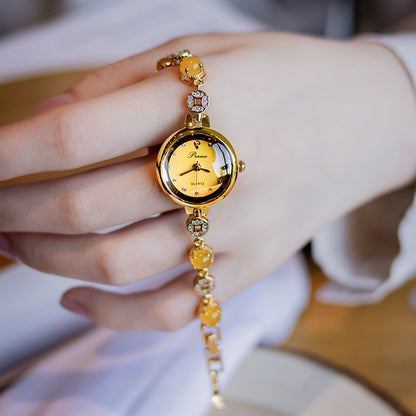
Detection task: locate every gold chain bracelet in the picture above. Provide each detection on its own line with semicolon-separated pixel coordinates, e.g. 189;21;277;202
155;50;245;409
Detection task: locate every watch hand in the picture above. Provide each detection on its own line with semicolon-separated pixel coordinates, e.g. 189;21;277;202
200;168;210;173
180;165;197;176
196;167;199;194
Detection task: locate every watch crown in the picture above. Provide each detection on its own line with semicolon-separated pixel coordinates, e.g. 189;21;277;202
238;160;246;173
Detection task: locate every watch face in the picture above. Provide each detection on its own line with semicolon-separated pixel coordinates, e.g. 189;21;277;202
157;127;238;207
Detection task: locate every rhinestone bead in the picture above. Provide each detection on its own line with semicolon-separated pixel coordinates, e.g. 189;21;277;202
186;90;209;113
186;215;209;237
193;271;215;296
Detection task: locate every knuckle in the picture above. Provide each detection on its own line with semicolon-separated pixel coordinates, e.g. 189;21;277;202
18;236;50;273
51;111;88;166
69;64;119;98
136;168;161;203
153;298;192;332
58;185;99;233
101;313;129;332
96;243;133;286
164;34;197;51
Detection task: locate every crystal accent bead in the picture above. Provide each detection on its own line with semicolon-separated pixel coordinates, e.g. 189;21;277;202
186;215;209;237
193;271;215;295
187;90;209;113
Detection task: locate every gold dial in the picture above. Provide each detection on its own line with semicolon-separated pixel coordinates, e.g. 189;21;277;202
156;126;238;208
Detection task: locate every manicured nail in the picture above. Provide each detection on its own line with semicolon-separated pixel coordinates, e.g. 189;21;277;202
60;298;89;318
0;232;17;260
31;93;73;116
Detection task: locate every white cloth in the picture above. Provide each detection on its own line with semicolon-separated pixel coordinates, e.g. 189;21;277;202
0;256;310;416
313;33;416;305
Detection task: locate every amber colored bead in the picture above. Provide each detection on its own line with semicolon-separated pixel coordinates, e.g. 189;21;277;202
198;298;221;327
189;244;214;269
179;56;204;79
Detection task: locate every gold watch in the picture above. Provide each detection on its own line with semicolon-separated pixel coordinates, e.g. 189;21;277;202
155;50;245;409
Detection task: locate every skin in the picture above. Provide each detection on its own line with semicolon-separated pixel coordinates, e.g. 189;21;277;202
0;32;415;331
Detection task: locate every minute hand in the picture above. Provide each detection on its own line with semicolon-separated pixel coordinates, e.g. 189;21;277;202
179;166;196;176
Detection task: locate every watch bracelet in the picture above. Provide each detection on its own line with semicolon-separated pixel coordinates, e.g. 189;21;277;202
187;209;225;409
156;50;229;410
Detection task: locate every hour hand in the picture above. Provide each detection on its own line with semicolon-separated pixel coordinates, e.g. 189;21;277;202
179;166;196;176
200;167;210;173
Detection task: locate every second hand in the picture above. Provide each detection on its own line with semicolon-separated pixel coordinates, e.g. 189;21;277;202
195;163;199;196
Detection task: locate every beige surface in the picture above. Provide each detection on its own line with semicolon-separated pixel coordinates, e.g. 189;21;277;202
284;261;416;414
212;401;282;416
209;348;402;416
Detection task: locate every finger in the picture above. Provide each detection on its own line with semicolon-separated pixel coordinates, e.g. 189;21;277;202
0;155;177;234
0;37;245;181
65;33;246;101
8;210;195;286
60;253;233;332
31;32;246;117
0;67;183;181
30;93;74;117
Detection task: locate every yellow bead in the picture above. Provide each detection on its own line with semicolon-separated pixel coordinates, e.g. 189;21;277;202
189;244;214;269
198;298;221;327
179;56;204;80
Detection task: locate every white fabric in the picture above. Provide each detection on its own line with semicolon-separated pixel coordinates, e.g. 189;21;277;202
313;33;416;305
0;0;267;83
0;255;309;416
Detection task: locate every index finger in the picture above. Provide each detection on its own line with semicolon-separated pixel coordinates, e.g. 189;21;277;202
0;34;243;181
0;68;185;181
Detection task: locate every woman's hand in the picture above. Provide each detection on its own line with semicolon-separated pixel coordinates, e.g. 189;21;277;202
1;32;415;331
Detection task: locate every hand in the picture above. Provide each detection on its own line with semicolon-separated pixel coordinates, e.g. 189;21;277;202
0;33;415;331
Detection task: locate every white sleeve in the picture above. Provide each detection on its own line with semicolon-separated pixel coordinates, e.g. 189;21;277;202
312;33;416;305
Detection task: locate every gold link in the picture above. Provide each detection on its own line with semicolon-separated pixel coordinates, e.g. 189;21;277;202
216;324;221;341
184;114;211;129
205;352;224;372
201;323;221;343
155;50;191;72
210;370;219;389
202;326;224;372
207;333;219;356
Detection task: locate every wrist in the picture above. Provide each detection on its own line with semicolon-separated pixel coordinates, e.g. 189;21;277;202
350;38;416;186
275;34;416;233
316;38;416;226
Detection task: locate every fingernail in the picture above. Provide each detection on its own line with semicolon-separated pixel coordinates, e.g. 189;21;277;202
60;298;89;318
31;93;73;116
0;232;17;260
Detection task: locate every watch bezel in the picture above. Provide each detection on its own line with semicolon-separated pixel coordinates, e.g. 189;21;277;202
156;126;238;208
